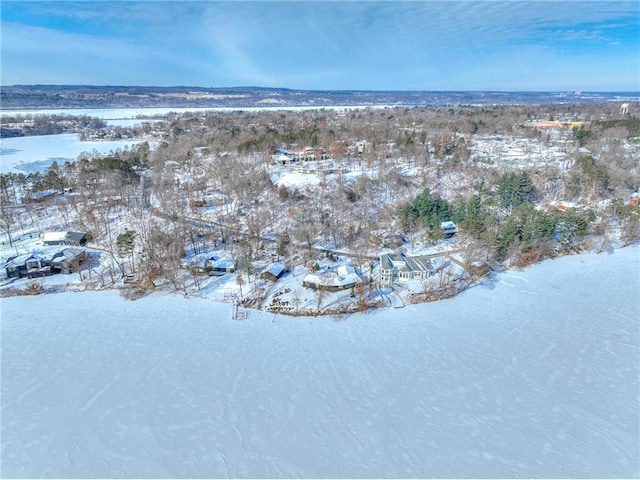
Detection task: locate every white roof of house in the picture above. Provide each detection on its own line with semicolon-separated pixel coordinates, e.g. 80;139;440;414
43;232;69;242
181;253;210;269
42;231;86;244
303;268;361;288
331;272;361;287
31;189;57;200
336;265;355;277
211;255;234;270
303;272;324;285
440;221;457;229
181;252;233;270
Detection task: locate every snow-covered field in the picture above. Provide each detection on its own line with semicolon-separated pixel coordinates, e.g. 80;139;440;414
2;246;639;478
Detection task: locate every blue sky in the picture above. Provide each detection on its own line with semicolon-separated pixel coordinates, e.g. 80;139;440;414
1;1;638;91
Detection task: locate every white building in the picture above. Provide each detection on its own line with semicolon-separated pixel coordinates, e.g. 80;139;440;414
439;221;458;237
303;265;362;292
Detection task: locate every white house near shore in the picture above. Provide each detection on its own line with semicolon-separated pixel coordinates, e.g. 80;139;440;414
303;265;362;292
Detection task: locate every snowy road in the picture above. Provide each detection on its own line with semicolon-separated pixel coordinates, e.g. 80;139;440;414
1;247;639;478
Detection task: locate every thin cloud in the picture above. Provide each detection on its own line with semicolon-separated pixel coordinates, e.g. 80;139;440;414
1;22;207;85
1;0;638;90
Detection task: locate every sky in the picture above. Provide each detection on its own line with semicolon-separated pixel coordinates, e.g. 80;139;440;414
1;1;639;91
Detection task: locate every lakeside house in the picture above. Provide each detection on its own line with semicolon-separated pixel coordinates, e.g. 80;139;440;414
303;265;362;292
379;253;439;287
181;252;236;275
4;247;88;279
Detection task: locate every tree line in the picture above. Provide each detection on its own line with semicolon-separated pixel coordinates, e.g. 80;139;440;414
1;103;638;295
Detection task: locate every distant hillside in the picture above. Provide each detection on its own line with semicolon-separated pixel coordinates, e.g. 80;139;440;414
1;85;638;109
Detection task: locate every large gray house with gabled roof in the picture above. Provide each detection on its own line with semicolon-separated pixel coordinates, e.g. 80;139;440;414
4;247;87;279
379;253;438;287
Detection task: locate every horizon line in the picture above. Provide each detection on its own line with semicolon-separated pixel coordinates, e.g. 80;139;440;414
3;84;640;94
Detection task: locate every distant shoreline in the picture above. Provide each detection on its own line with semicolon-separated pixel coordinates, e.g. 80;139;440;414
2;86;638;110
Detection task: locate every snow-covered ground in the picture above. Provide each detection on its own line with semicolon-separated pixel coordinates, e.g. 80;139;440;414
2;246;638;478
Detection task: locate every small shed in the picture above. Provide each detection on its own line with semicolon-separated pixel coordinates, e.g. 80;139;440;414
260;262;286;281
439;221;458;237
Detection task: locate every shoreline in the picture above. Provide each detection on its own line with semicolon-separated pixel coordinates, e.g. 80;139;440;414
3;244;637;318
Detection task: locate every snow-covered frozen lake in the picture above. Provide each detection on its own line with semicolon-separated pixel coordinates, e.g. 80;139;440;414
0;105;386;174
1;105;387;124
2;108;202;130
0;134;139;174
2;247;639;478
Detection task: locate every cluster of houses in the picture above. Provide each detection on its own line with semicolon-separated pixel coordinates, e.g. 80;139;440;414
3;231;89;280
271;147;328;165
271;140;369;167
181;250;364;294
177;221;458;294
